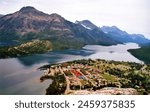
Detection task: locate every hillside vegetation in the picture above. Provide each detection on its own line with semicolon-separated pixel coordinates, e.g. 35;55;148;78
128;46;150;64
0;40;52;58
40;59;150;95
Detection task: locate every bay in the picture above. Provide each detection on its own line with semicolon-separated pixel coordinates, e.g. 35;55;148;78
0;43;142;95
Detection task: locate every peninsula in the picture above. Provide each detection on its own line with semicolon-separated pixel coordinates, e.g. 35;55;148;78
40;59;150;95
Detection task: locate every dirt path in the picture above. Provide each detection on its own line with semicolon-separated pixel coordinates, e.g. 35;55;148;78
59;68;71;94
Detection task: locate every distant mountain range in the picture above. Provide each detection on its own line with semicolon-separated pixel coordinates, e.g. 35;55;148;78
100;26;150;44
77;20;150;44
77;20;150;64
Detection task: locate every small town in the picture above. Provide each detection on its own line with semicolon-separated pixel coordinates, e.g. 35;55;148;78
40;59;150;95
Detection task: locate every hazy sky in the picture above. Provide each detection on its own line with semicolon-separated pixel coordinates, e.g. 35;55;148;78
0;0;150;38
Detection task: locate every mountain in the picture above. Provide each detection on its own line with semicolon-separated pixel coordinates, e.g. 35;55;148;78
0;6;119;50
0;14;3;18
75;20;97;30
100;26;150;44
75;20;119;45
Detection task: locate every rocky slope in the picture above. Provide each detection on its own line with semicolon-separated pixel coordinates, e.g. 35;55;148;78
0;6;119;48
75;20;120;45
75;20;97;30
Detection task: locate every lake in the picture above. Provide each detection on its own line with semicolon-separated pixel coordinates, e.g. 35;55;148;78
0;43;143;95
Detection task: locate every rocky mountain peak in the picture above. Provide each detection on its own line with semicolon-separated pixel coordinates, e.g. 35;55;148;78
19;6;37;13
75;20;97;30
101;26;124;34
19;7;64;22
82;20;94;24
50;13;62;18
18;6;46;17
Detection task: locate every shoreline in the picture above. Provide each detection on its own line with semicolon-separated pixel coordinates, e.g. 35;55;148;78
40;59;150;95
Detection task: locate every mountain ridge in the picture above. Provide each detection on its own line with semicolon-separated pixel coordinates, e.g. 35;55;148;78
76;20;150;45
75;20;97;30
0;6;120;58
0;6;119;46
100;26;150;44
1;6;149;58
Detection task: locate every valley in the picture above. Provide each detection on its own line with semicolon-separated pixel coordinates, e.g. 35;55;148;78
0;7;119;53
0;6;150;95
0;6;150;60
0;43;146;95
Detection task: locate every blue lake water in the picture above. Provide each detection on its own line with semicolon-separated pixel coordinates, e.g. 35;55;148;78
0;43;142;95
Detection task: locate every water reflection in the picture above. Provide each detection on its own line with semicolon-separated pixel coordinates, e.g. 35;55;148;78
83;43;143;63
17;49;94;66
0;43;143;94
